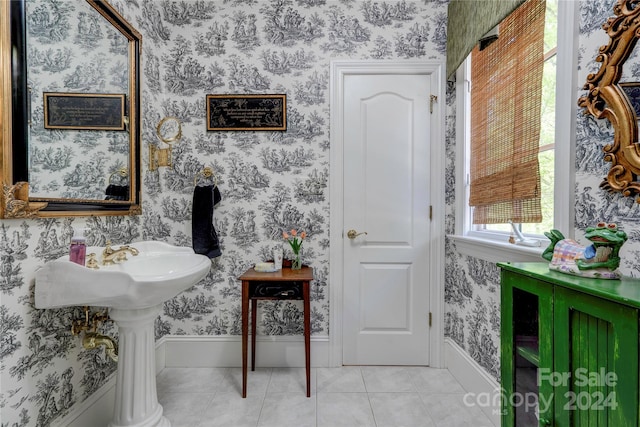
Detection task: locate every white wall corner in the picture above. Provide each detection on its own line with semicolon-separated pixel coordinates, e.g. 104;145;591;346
445;338;501;427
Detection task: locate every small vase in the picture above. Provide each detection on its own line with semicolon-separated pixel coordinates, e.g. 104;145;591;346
291;252;302;270
273;247;283;270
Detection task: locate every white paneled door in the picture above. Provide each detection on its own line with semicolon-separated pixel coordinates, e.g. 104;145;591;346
342;72;431;365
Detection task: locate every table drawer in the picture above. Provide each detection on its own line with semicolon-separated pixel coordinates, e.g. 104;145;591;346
249;281;303;299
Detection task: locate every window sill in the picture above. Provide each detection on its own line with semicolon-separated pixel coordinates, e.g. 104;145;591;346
449;234;546;263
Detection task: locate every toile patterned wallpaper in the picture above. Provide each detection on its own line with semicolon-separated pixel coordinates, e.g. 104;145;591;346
1;1;449;425
2;0;638;425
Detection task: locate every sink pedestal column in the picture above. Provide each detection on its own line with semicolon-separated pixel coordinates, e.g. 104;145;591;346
108;305;170;427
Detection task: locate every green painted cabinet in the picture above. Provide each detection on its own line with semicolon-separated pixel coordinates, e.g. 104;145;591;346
499;262;639;427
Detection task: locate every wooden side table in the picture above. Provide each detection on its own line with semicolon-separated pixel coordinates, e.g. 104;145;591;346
239;266;314;398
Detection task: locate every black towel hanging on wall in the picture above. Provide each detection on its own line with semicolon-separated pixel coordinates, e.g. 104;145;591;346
105;168;129;200
105;184;129;200
192;185;222;258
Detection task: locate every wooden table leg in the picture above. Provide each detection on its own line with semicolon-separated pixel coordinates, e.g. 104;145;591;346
303;280;311;398
251;299;257;371
241;281;249;398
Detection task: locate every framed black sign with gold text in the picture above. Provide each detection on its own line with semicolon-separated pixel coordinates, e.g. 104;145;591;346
206;94;286;131
43;93;126;130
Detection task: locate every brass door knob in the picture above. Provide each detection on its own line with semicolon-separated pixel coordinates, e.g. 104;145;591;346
347;229;368;239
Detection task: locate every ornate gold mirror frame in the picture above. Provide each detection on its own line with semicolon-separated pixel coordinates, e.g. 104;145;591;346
0;0;142;218
579;0;640;202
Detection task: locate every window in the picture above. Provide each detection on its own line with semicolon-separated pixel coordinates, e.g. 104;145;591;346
455;0;575;256
469;0;547;228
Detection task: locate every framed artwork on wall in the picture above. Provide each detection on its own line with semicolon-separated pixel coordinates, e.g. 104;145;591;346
206;94;286;131
43;93;126;130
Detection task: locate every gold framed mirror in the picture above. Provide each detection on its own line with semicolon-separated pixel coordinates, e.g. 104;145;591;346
579;0;640;203
0;0;142;218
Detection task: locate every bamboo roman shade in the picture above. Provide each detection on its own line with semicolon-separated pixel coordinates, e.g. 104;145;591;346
469;0;546;225
446;0;525;80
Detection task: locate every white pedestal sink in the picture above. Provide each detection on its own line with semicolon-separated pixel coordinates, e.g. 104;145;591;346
35;241;211;427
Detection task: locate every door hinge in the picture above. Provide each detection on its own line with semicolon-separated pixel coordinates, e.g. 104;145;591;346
429;312;432;327
430;95;438;114
429;205;433;220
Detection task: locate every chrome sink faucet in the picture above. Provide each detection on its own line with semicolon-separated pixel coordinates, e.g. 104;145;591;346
102;241;139;265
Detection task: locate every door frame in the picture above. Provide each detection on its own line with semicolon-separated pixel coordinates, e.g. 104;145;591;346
329;60;446;368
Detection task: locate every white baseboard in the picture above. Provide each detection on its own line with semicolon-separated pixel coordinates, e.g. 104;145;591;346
163;335;330;368
445;338;501;427
55;335;330;427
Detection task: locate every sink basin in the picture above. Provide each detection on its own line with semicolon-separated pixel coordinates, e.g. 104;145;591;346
35;241;211;309
35;241;211;427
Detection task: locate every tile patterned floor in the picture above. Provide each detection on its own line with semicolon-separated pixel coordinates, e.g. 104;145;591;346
156;366;495;427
